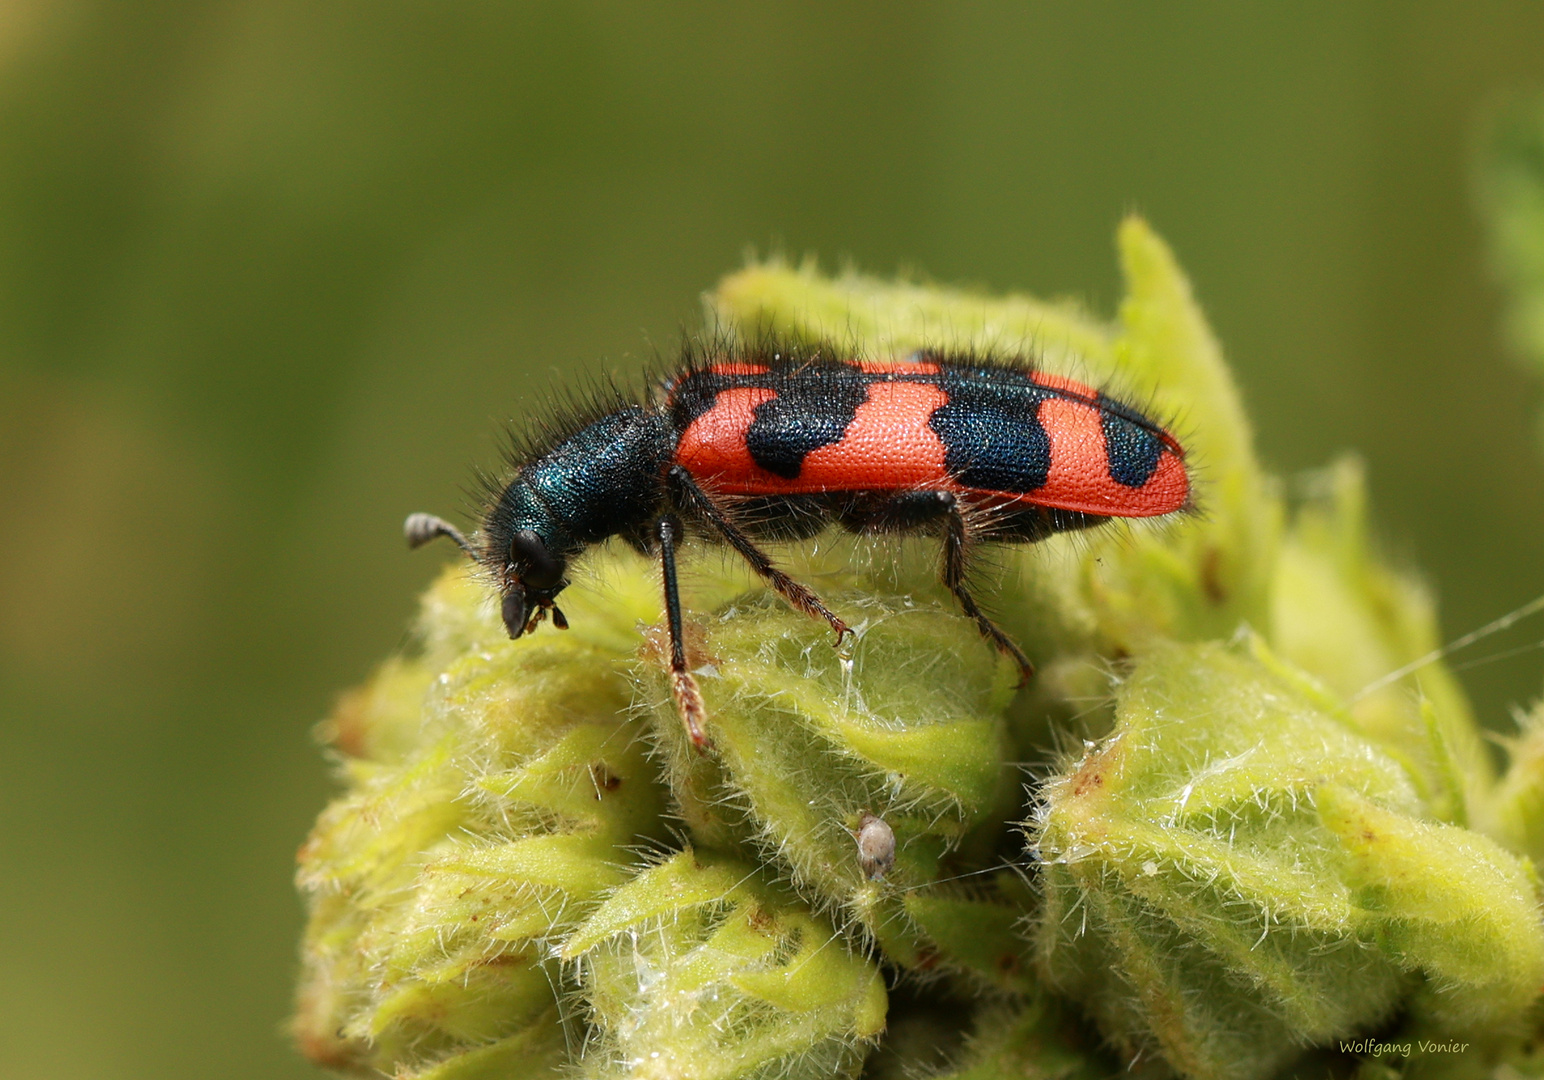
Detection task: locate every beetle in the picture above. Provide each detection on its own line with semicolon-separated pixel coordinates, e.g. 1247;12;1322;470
407;338;1189;747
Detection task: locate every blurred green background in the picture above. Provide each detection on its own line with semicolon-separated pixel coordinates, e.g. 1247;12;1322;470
3;4;1544;1078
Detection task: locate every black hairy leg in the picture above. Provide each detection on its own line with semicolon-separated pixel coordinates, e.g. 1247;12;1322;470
655;514;709;749
666;465;850;645
940;493;1035;686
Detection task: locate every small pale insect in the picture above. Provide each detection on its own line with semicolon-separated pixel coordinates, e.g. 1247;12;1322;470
854;812;896;881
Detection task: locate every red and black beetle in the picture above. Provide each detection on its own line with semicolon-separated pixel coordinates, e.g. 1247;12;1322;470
408;339;1189;747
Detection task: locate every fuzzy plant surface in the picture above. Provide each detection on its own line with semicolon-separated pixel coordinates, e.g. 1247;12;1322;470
294;217;1544;1080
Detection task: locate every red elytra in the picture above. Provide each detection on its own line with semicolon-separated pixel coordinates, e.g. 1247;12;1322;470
673;358;1187;518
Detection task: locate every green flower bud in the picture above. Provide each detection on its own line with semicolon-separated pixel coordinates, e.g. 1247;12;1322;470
710;254;1115;371
644;588;1028;987
1315;783;1544;1030
561;849;887;1080
294;221;1544;1080
294;565;669;1075
1492;695;1544;864
387;1015;569;1080
1065;217;1276;650
920;997;1115;1080
318;655;435;765
712;220;1281;739
1032;638;1544;1080
1269;456;1495;831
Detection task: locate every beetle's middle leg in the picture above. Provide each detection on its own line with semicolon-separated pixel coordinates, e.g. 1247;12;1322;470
666;465;850;644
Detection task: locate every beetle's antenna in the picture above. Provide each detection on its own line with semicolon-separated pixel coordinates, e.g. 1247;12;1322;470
404;512;477;560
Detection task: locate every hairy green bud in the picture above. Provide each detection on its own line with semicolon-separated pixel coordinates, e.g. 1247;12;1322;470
1269;456;1495;833
294;217;1544;1080
921;997;1115;1080
293;568;669;1074
645;589;1027;985
1031;638;1544;1080
713;221;1277;671
1493;696;1544;864
562;850;887;1080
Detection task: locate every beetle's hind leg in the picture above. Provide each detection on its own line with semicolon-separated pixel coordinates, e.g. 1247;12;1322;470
939;494;1035;686
666;465;851;645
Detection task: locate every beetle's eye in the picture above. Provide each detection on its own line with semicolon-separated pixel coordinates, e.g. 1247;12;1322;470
511;529;563;590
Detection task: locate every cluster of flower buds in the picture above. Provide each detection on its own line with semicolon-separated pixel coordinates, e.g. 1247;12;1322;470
294;220;1544;1080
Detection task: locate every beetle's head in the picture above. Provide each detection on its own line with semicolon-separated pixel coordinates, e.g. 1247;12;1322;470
497;527;571;639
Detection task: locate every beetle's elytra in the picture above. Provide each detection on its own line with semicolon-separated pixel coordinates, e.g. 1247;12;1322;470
408;339;1190;747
